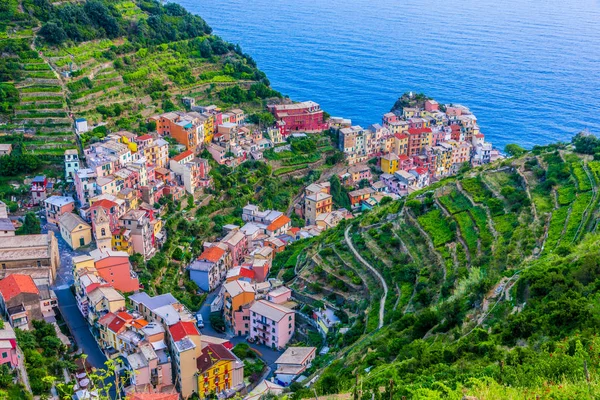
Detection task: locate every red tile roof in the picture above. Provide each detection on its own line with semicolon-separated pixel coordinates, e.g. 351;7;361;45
267;215;291;232
172;150;193;162
0;275;39;301
108;316;127;334
169;321;199;342
407;128;432;135
394;133;408;140
199;246;226;263
415;167;428;175
398;154;410;162
90;199;118;210
137;134;152;141
117;311;133;322
475;133;484;138
451;125;461;131
237;266;255;280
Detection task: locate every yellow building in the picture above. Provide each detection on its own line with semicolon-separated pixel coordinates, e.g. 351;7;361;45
58;213;92;250
380;152;399;174
393;134;408;155
112;227;133;254
197;344;237;396
204;115;215;144
87;286;126;325
304;192;332;226
403;107;418;118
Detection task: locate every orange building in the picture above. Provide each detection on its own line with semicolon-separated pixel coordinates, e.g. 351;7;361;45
223;280;255;336
152;112;202;151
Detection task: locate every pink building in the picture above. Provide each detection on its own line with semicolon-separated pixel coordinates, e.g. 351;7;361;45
44;196;75;225
90;249;140;293
382;112;398;126
74;169;98;206
268;101;327;135
424;99;439;112
249;300;295;350
221;230;248;266
0;323;19;369
267;286;292;305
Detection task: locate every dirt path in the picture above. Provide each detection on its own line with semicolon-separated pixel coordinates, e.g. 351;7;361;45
434;196;472;267
515;166;538;221
573;161;598;243
344;225;387;329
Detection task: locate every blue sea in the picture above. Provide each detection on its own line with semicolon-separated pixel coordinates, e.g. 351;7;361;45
175;0;600;150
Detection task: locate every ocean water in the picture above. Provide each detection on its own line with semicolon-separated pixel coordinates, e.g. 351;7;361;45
175;0;600;150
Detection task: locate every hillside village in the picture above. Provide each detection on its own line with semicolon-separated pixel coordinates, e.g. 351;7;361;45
0;87;503;399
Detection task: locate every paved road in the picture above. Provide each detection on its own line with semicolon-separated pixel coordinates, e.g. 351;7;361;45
344;225;387;329
55;288;116;396
198;289;226;338
55;289;107;368
42;222;87;288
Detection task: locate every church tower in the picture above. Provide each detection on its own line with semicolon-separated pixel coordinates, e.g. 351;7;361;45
93;207;112;250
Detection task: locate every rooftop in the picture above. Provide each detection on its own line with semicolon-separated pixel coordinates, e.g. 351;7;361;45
169;320;199;342
0;274;39;301
275;346;316;365
250;300;294;322
44;196;75;207
266;215;291;232
59;213;90;232
224;280;255;297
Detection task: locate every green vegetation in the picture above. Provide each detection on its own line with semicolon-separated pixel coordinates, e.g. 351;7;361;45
417;209;455;246
16;320;76;396
0;0;279;156
274;142;600;399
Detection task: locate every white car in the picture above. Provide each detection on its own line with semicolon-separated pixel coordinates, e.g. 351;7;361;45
196;314;204;329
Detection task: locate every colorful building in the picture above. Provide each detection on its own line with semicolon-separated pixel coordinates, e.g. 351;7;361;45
59;213;92;250
268;101;327;135
249;300;295;349
197;343;243;396
168;321;202;398
223;280;255;336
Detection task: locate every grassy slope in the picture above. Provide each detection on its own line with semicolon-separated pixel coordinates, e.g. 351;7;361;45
283;145;600;399
0;0;276;156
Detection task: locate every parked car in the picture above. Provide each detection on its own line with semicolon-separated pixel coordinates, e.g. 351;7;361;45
196;313;204;329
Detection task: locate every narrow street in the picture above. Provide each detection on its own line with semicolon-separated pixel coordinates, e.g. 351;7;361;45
54;288;116;397
54;288;108;369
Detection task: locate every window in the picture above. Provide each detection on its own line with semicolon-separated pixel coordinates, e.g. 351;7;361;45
1;352;6;358
271;328;275;333
37;261;41;267
101;228;106;236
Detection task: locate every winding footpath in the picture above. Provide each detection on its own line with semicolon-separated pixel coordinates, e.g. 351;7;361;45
344;226;387;329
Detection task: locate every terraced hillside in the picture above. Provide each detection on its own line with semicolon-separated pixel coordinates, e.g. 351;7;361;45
285;145;600;399
0;0;278;155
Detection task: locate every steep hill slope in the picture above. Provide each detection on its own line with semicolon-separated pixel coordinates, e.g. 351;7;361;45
0;0;278;156
285;144;600;399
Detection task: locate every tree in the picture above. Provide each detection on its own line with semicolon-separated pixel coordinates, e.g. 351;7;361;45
329;175;351;210
17;212;41;235
572;131;600;155
209;312;226;332
504;143;526;157
39;22;67;45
